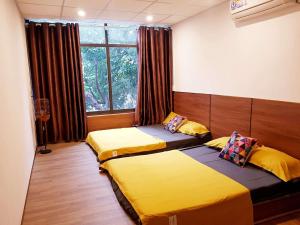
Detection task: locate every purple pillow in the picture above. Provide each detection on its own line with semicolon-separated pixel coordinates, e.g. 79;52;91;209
165;115;186;133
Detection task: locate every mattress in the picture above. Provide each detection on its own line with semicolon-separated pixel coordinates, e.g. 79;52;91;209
87;124;211;163
136;124;210;149
105;146;300;225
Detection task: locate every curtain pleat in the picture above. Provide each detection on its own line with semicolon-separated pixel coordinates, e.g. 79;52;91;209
26;22;87;145
135;26;173;126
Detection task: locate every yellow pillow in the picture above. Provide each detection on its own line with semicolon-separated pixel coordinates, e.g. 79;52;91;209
178;120;209;136
162;112;178;125
204;137;230;149
249;146;300;182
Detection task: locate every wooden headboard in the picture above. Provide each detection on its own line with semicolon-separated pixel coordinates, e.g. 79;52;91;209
251;99;300;159
210;95;252;138
174;91;300;159
174;92;210;129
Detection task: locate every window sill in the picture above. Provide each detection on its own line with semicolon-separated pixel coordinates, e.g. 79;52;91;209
87;109;135;117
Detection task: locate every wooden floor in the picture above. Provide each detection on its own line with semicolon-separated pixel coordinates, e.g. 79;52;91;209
22;142;300;225
22;142;133;225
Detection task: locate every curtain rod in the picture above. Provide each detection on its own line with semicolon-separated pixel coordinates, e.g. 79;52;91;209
139;25;171;30
24;23;171;30
24;19;76;26
24;20;170;29
25;23;67;27
25;22;69;27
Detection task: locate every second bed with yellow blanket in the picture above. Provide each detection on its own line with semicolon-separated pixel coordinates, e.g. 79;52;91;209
86;127;167;162
87;125;211;162
102;150;253;225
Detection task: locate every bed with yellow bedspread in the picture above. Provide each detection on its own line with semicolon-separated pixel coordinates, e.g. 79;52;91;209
86;125;211;163
102;150;253;225
86;127;167;162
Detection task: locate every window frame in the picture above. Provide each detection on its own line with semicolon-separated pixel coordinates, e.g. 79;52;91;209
80;24;138;115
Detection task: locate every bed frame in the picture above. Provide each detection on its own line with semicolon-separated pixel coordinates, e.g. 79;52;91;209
253;192;300;223
174;91;300;222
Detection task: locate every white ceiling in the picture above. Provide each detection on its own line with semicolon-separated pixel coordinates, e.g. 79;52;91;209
16;0;226;25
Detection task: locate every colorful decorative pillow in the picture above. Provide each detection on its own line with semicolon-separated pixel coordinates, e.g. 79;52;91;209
162;112;178;125
219;131;257;166
249;146;300;182
178;120;209;136
204;137;230;149
165;115;187;133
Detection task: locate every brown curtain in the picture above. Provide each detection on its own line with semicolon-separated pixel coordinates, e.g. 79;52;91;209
26;22;87;144
135;26;173;126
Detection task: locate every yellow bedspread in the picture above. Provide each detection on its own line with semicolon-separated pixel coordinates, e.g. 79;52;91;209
86;127;166;162
102;150;253;225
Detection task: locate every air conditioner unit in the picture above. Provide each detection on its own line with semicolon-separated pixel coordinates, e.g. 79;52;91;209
230;0;299;22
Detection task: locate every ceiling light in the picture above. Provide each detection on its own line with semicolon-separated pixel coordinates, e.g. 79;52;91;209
146;15;153;22
78;10;86;17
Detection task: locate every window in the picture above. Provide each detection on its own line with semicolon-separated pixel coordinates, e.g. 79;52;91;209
80;24;138;114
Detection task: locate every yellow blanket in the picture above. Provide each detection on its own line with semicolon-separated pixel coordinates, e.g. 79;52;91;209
102;150;253;225
86;127;166;162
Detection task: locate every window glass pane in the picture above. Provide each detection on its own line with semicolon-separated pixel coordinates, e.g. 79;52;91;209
108;26;137;44
81;47;110;112
79;26;105;44
110;47;138;110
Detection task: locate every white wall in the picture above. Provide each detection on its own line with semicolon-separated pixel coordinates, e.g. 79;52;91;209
173;1;300;103
0;0;36;225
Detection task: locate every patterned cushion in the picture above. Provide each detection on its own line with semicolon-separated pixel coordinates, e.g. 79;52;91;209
219;131;257;166
165;115;186;133
162;112;178;125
